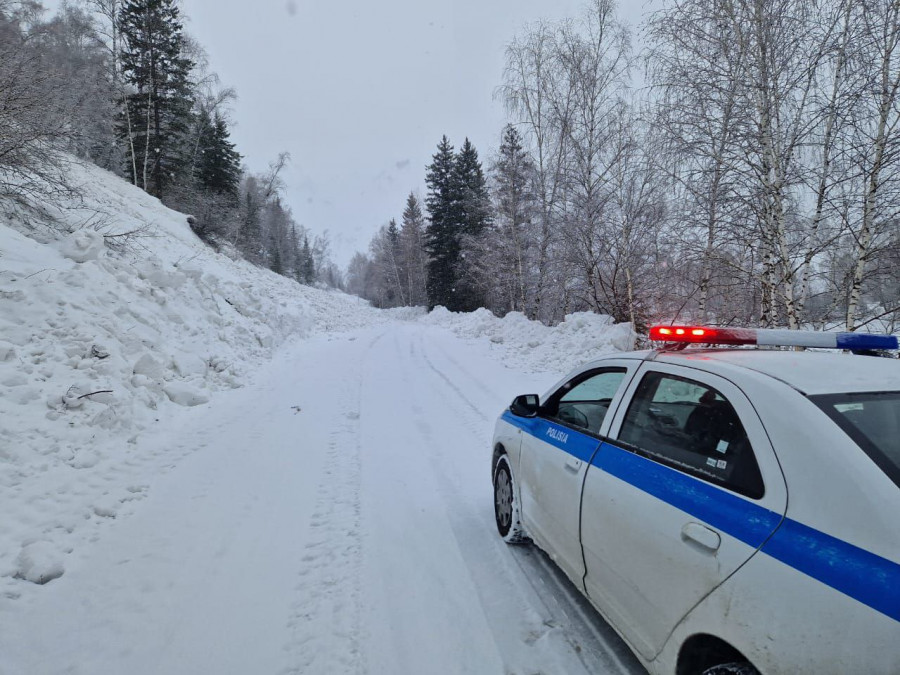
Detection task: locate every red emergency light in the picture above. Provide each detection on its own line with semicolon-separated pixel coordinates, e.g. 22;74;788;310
649;325;900;350
649;325;757;345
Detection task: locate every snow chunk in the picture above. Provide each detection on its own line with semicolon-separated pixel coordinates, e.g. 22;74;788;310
136;259;186;290
62;385;87;409
133;354;166;381
58;229;105;263
2;373;28;387
15;542;65;585
171;353;207;378
163;382;210;407
0;341;15;361
92;499;119;518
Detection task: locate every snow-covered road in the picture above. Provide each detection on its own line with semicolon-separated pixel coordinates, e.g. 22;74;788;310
0;323;643;675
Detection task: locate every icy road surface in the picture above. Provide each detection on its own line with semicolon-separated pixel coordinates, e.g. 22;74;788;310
0;324;643;675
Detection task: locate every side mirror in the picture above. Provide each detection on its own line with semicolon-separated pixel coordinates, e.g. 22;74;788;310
510;394;540;418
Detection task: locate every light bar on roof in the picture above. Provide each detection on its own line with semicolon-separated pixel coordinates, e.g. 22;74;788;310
649;325;900;351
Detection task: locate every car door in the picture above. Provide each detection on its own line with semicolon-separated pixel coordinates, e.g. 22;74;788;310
580;363;788;660
518;363;634;585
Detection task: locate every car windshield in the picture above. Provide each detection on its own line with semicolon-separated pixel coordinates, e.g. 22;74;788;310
810;391;900;489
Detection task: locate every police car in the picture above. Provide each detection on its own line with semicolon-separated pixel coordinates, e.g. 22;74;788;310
491;326;900;675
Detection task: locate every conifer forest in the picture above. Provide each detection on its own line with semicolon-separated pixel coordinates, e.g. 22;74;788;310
4;0;900;333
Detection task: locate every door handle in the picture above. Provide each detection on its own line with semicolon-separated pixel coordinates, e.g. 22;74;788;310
564;457;582;473
681;522;721;552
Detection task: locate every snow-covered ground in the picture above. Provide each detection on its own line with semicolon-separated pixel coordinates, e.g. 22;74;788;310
0;160;639;674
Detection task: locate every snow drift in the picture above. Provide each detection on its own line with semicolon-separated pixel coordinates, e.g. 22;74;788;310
0;158;386;588
424;307;635;374
0;158;633;599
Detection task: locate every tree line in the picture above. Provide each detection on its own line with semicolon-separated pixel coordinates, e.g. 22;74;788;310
0;0;339;287
352;0;900;333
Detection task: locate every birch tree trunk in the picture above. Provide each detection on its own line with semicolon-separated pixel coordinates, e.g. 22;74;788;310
846;0;900;330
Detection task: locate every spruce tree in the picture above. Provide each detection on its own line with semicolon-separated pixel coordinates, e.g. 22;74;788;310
401;192;427;306
451;138;491;311
238;176;263;262
287;224;301;281
195;111;241;200
300;234;315;284
117;0;194;199
385;218;406;305
454;138;491;237
493;124;536;314
424;135;459;310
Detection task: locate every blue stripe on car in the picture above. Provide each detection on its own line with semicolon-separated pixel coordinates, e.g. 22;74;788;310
501;411;600;463
500;411;900;623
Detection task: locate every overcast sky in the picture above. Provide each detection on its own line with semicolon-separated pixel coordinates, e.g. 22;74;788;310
178;0;652;267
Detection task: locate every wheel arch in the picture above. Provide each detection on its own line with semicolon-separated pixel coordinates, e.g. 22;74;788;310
492;442;507;474
676;634;755;675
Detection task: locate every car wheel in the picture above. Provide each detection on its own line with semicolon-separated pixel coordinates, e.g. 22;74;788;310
493;455;529;544
701;663;759;675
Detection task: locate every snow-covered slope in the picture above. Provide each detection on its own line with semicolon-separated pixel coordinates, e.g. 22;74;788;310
0;160;643;675
0;159;387;587
0;157;634;601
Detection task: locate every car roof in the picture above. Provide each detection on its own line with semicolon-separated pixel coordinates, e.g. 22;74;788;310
655;349;900;395
586;348;900;396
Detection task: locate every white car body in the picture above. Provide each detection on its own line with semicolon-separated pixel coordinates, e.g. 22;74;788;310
492;348;900;675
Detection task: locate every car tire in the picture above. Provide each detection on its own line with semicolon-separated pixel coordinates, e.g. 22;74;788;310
493;454;529;544
701;663;759;675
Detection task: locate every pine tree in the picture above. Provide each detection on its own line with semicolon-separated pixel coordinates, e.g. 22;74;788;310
424;135;459;310
117;0;194;199
194;111;241;200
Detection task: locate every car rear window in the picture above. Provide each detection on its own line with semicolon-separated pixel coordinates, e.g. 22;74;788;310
810;392;900;489
617;371;765;499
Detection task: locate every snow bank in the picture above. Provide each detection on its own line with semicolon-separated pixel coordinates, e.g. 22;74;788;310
423;307;635;374
0;158;388;590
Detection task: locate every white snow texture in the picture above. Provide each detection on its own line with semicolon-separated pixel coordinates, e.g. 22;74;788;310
0;158;637;675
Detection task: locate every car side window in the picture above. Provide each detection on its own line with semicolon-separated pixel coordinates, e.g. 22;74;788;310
546;369;626;436
618;371;764;499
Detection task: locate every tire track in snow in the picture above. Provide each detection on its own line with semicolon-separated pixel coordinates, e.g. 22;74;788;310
424;332;508;403
416;335;490;422
410;330;643;675
280;334;381;675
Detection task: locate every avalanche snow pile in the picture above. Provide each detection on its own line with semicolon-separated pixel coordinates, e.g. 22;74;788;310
0;157;634;597
424;307;635;375
0;159;385;590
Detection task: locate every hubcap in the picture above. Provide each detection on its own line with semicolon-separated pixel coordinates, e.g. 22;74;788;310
495;467;512;529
